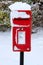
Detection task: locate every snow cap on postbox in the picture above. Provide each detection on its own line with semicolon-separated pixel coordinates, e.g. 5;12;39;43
9;2;31;11
9;2;31;27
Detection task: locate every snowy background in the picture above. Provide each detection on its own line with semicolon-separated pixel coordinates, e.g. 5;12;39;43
0;27;43;65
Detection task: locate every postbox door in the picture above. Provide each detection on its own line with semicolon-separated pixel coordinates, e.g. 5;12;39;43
13;26;31;52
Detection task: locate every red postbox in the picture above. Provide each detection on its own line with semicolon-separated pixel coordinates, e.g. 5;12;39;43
9;2;32;52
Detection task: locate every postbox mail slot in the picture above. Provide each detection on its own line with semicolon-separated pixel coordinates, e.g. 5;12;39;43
13;18;31;25
13;18;30;19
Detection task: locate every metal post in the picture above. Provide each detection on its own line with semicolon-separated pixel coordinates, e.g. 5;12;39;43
20;52;24;65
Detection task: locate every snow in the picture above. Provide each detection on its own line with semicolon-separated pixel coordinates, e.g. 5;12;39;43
9;2;31;11
0;28;43;65
9;2;31;27
24;28;43;65
11;11;30;18
0;31;20;65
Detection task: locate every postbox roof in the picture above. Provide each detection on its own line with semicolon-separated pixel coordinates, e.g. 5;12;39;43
9;2;31;11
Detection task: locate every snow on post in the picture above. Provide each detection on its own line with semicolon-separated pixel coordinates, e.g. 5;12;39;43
9;2;31;26
9;2;31;11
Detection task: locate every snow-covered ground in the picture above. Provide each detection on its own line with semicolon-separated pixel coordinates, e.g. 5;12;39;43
0;28;43;65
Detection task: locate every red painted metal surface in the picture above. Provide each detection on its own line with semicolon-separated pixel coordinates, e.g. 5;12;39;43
12;10;32;52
